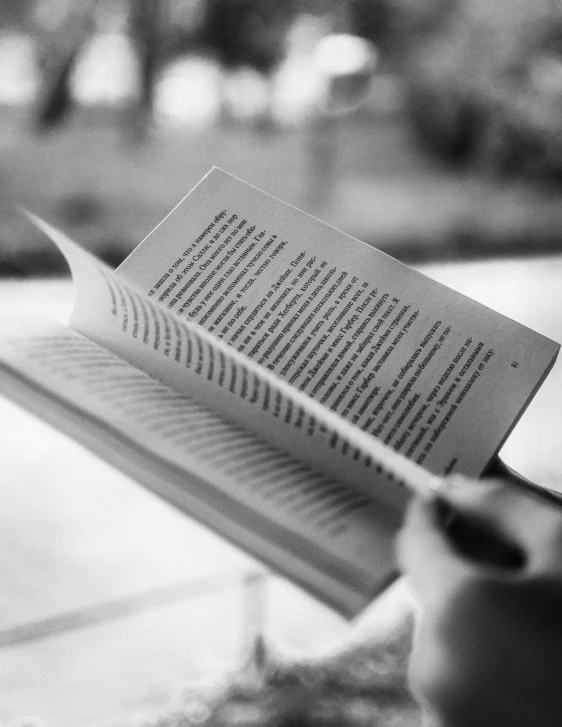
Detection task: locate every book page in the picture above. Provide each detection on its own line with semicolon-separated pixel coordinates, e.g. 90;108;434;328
28;215;434;511
0;318;398;617
118;168;559;478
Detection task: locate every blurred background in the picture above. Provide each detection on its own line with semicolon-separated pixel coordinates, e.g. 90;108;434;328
4;1;562;724
4;0;562;271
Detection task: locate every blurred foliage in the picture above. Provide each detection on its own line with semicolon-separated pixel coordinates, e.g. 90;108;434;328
346;0;562;183
1;0;31;27
29;0;304;131
347;0;451;54
401;0;562;181
197;0;298;71
121;633;418;727
13;0;562;183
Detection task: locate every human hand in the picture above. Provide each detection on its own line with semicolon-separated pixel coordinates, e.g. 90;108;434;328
398;476;562;727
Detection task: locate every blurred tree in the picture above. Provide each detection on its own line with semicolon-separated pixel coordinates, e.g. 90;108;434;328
33;0;98;130
198;0;298;72
128;0;164;135
164;0;206;56
348;0;453;53
1;0;32;27
32;0;164;135
347;0;392;47
345;0;562;183
403;0;562;180
31;0;302;133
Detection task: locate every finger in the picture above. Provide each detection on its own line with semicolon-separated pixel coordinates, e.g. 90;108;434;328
442;476;562;576
398;476;562;605
398;476;528;602
396;494;482;605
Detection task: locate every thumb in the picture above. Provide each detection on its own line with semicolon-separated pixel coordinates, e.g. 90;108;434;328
440;475;562;577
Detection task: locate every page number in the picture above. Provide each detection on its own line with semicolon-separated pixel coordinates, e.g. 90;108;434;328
511;361;519;369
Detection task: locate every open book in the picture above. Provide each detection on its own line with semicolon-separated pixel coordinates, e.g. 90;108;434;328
0;169;558;617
